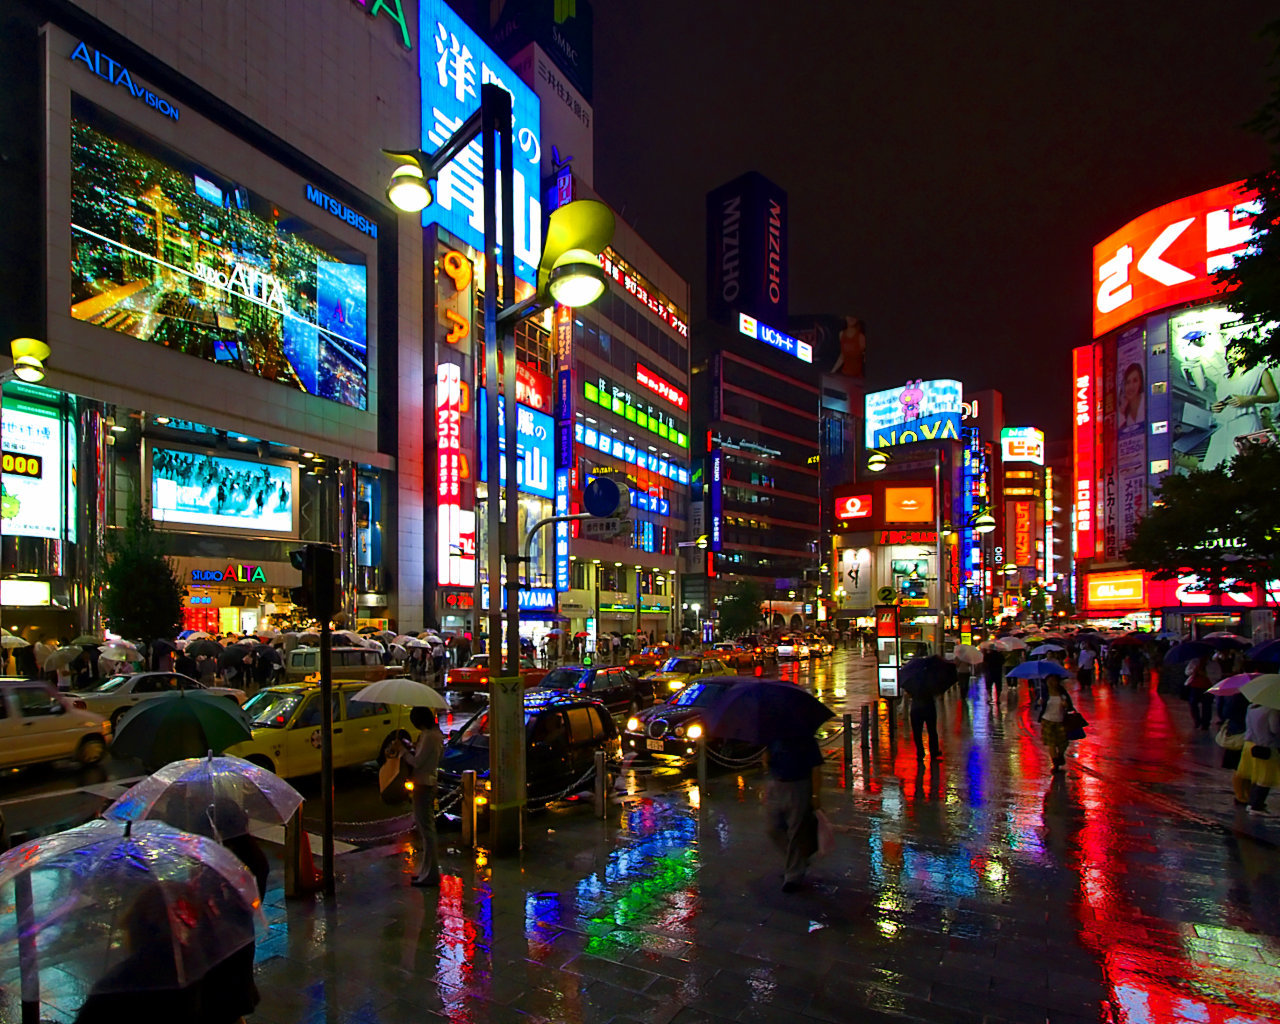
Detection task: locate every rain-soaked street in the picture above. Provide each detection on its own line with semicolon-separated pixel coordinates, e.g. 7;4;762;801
4;652;1280;1023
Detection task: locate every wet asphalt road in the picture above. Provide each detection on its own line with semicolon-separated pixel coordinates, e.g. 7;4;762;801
4;650;1279;1023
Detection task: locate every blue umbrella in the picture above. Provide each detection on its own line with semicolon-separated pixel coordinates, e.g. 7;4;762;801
1163;640;1215;664
1006;660;1070;679
1247;639;1280;664
700;678;833;744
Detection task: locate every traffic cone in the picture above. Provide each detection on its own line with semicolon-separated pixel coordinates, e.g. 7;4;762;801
296;832;323;893
284;813;324;898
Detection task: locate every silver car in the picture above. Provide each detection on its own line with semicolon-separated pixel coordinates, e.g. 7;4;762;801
0;679;112;768
68;672;246;730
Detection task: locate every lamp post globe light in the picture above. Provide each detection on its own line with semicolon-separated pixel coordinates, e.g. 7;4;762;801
384;85;613;856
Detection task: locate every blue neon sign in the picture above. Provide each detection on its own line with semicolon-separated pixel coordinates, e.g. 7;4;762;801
737;313;812;363
478;391;554;499
575;423;688;485
554;468;571;592
420;0;541;285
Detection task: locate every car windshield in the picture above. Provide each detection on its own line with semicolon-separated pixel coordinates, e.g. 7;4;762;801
244;691;304;728
661;658;699;674
464;656;488;669
668;682;730;708
540;668;585;690
87;675;131;693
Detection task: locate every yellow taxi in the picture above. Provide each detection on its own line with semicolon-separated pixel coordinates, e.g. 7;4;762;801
226;680;419;779
642;656;724;696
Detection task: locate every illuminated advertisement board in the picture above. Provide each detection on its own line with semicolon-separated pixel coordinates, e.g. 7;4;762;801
864;379;962;449
709;448;723;551
478;391;554;498
601;248;689;338
834;492;873;522
1072;346;1095;561
707;171;788;326
420;0;541;285
1011;500;1034;567
151;445;297;536
1115;326;1147;550
1092;181;1257;338
574;422;689;485
1;398;75;542
1085;570;1146;610
582;377;688;449
436;362;475;587
883;486;933;524
635;364;688;411
70;101;369;410
737;313;812;363
1000;426;1045;465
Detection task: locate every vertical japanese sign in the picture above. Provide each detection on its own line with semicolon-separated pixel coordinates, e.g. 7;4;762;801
554;302;574;592
1115;325;1147;552
1102;335;1119;560
1072;346;1095;565
1012;501;1033;567
420;0;542;285
709;448;723;552
436;362;475;586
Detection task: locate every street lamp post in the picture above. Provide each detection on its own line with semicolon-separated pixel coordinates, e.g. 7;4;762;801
385;86;612;854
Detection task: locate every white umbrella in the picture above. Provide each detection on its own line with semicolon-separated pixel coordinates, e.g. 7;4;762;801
389;643;408;661
351;677;447;709
362;638;386;654
101;641;142;662
1031;643;1065;656
1;634;30;650
404;637;432;649
42;646;83;673
995;637;1028;652
951;643;983;665
33;642;55;668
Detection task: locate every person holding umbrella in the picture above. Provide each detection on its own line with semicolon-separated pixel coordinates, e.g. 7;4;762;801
1039;675;1079;773
1233;676;1280;813
392;706;445;886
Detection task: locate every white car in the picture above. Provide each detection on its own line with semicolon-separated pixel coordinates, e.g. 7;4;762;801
0;679;112;768
68;672;246;730
807;637;835;657
775;637;811;659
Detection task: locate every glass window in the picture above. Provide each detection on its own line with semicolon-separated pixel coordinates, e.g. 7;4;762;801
344;693;389;719
566;706;596;744
14;687;61;717
245;690;302;728
530;710;567;745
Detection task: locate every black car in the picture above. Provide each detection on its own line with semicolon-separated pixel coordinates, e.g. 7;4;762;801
536;665;654;714
438;690;618;807
622;676;763;762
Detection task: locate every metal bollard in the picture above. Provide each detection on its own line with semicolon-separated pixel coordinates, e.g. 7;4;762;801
461;770;477;847
697;735;708;794
843;712;854;788
887;698;897;740
593;750;608;818
283;810;303;899
860;704;871;748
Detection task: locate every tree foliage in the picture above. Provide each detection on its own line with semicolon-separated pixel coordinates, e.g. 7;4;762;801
716;580;767;638
1123;442;1280;589
1214;19;1280;370
101;505;185;644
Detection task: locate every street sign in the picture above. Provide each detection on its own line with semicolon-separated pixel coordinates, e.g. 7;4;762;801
583;475;627;517
877;585;897;605
580;515;630;541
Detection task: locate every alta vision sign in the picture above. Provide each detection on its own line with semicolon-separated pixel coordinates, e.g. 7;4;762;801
192;564;268;584
69;41;179;121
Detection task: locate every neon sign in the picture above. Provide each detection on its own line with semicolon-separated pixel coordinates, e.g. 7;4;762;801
1072;346;1095;560
834;494;872;520
601;248;689;337
69;41;179;121
191;564;268;584
635;364;688;411
575;423;688;484
1000;426;1045;466
349;0;412;49
737;313;813;363
437;362;475;587
582;379;688;449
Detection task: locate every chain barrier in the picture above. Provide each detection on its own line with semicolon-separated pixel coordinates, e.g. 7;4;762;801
704;745;766;768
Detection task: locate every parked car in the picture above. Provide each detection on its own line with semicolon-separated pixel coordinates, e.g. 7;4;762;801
621;676;764;762
226;680;419;779
708;643;756;670
68;672;246;731
626;645;671;673
537;665;654;714
806;636;835;657
444;655;548;697
775;637;811;659
0;679;111;769
285;646;388;684
642;656;723;695
437;690;618;809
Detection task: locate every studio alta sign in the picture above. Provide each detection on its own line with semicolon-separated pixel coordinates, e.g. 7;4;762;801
192;564;268;584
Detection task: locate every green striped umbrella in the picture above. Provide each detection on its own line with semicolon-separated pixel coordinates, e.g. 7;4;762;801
111;691;252;768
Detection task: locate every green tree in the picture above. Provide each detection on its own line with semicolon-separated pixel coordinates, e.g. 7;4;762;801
1213;19;1280;369
101;505;185;644
715;580;766;638
1123;442;1280;590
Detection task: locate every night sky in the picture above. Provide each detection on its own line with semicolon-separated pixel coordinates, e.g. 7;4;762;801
592;2;1275;441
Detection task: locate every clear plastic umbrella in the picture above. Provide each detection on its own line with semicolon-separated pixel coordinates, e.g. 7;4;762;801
994;637;1028;652
1;634;30;649
0;819;260;994
351;677;447;709
105;754;303;840
42;646;83;673
951;643;983;665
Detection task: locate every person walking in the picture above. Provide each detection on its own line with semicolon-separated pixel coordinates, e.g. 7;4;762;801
395;706;445;886
1039;676;1078;773
983;647;1004;703
1217;690;1250;771
909;686;941;762
1077;645;1096;690
1233;703;1280;814
763;733;824;893
1185;656;1215;731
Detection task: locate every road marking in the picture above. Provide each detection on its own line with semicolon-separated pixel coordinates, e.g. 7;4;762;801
0;775;147;809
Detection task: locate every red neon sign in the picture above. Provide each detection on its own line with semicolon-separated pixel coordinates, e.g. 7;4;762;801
1013;501;1033;566
436;362;473;587
834;494;873;520
1072;346;1095;564
635;363;688;411
516;362;553;412
1092;181;1257;337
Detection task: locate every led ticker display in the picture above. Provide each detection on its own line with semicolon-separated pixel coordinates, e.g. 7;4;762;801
737;313;813;363
420;0;541;285
635;364;688;411
601;248;689;338
70;101;369;409
864;379;962;449
582;379;688;449
1093;181;1258;338
1000;426;1045;465
576;423;690;485
151;446;296;535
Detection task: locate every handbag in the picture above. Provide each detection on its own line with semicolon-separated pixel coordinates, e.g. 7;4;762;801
814;810;835;858
1252;745;1272;761
379;753;412;805
1215;724;1246;750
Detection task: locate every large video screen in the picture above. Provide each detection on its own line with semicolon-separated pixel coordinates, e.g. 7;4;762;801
1;396;76;542
150;446;296;535
69;98;369;410
1167;304;1278;472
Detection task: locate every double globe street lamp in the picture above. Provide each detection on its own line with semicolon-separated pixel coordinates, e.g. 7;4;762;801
385;84;613;854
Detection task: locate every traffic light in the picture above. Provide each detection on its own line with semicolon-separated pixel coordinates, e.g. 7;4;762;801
290;543;340;621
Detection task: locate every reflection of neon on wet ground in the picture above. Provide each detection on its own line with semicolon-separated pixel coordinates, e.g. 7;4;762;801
435;874;493;1022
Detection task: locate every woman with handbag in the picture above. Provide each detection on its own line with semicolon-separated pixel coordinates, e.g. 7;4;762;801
1038;676;1082;773
393;706;445;885
1233;704;1280;814
1216;691;1249;770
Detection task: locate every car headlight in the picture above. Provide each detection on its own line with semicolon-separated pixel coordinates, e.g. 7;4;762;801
674;724;685;737
686;723;703;740
668;679;683;690
626;716;640;732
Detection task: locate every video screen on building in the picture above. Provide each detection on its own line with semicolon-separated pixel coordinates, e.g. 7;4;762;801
1;395;76;542
1167;304;1277;472
69;97;369;409
150;445;297;535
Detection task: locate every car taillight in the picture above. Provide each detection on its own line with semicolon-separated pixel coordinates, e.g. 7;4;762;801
577;681;588;690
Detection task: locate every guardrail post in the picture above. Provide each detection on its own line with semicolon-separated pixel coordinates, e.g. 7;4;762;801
697;735;708;794
593;750;608;818
843;712;854;788
860;704;871;748
283;810;302;899
461;770;477;847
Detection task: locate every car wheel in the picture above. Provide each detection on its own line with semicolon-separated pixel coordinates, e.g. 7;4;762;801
76;735;107;766
245;754;275;774
110;707;129;731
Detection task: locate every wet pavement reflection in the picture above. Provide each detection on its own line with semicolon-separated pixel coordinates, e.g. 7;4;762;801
3;650;1278;1023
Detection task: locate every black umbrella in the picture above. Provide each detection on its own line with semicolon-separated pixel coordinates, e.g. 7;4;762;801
186;638;224;658
899;655;956;698
217;647;252;672
1163;640;1215;664
252;644;283;666
151;639;178;654
701;678;833;745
